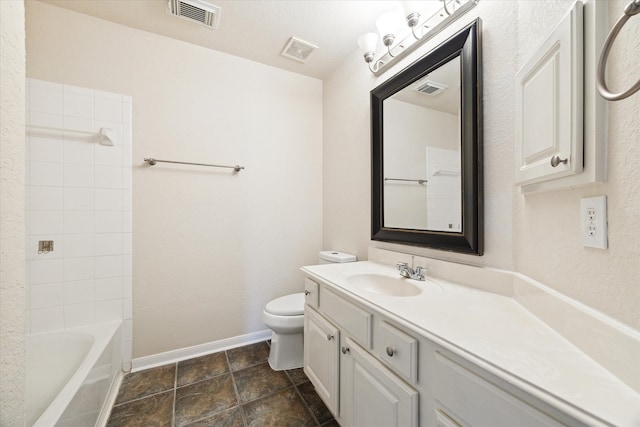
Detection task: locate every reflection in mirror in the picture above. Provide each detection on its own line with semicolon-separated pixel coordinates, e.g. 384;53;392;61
371;20;482;255
383;56;461;232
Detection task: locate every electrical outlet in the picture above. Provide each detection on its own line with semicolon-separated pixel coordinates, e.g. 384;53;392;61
580;196;608;249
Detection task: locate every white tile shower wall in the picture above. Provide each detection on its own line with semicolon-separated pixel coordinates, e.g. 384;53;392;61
26;78;132;369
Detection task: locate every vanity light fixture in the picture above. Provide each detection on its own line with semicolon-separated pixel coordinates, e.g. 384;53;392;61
358;0;478;75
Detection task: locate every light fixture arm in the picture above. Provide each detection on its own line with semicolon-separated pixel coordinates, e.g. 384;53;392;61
368;59;385;73
363;52;385;73
406;12;422;40
442;0;456;16
381;33;397;57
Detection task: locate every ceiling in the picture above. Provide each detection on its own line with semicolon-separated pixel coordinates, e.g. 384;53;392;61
35;0;422;80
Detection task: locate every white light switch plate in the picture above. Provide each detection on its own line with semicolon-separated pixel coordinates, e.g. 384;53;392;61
580;196;608;249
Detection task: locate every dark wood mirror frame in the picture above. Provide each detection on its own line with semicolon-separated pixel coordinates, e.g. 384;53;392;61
371;19;483;255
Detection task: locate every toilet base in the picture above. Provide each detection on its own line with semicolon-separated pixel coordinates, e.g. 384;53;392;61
268;331;303;371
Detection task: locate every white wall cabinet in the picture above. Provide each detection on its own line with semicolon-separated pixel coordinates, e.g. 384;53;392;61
303;274;591;427
515;1;583;187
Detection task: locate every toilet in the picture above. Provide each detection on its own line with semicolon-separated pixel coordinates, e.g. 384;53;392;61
262;250;357;370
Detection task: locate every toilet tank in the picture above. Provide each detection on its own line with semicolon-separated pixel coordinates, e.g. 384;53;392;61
318;250;357;264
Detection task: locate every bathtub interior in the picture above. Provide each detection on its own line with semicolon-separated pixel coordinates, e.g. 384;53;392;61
27;322;123;427
26;332;94;425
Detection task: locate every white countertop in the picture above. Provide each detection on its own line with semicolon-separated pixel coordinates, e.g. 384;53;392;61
302;260;640;427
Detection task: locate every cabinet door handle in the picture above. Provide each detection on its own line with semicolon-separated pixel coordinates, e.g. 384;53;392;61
304;290;311;295
550;155;568;167
386;346;397;357
341;346;350;354
326;333;334;341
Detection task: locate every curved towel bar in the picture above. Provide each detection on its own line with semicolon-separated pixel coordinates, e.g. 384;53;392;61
596;0;640;101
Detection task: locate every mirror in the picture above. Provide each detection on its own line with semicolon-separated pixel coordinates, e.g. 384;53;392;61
371;20;483;255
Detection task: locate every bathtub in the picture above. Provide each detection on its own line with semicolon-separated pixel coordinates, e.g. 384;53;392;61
26;321;123;427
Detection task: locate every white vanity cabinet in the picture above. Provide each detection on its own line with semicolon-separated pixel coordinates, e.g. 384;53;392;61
303;278;419;427
303;272;597;427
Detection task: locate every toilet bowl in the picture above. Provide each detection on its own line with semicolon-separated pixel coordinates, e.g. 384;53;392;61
262;293;305;370
263;250;356;371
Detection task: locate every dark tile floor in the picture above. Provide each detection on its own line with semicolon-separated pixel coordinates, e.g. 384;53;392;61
107;341;339;427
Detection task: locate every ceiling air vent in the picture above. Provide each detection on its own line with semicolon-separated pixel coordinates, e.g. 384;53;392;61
167;0;221;29
281;37;318;63
413;80;448;96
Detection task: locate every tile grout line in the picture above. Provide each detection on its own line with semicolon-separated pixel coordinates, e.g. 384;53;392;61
111;387;173;407
172;362;178;427
225;348;249;427
292;383;322;426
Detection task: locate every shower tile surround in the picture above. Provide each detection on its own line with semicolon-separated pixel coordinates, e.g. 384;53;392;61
26;78;132;369
108;341;338;427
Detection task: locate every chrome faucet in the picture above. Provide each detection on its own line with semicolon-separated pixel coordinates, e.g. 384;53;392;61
396;262;427;281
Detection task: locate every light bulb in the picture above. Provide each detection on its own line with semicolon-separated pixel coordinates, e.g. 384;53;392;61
376;9;403;39
401;1;423;17
357;33;379;56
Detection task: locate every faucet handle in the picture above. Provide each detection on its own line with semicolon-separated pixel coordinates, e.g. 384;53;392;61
396;262;409;270
414;266;428;280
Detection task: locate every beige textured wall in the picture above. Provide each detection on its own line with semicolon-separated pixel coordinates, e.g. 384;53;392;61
513;0;640;329
323;0;639;330
0;1;26;424
26;2;323;358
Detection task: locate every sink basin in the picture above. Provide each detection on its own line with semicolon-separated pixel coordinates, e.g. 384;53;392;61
342;272;422;297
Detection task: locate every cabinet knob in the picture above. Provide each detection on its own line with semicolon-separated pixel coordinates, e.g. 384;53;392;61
386;346;397;357
341;346;350;354
326;334;334;341
304;290;311;296
550;155;568;167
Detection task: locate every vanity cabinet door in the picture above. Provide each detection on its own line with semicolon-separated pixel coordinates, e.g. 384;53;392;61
342;338;418;427
304;306;340;416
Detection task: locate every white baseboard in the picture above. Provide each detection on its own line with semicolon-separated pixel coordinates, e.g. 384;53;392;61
131;329;273;372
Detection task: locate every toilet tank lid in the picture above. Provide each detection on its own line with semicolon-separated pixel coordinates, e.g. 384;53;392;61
265;293;305;316
319;250;357;263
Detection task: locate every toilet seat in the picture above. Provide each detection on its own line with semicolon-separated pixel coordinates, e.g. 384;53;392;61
265;293;304;316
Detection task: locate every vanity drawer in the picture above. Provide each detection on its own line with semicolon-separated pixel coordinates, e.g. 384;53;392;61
433;351;565;427
304;278;319;308
374;320;418;384
319;287;372;348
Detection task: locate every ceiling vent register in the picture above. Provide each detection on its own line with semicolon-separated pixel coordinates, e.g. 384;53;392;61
167;0;221;29
281;37;319;63
413;80;448;96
